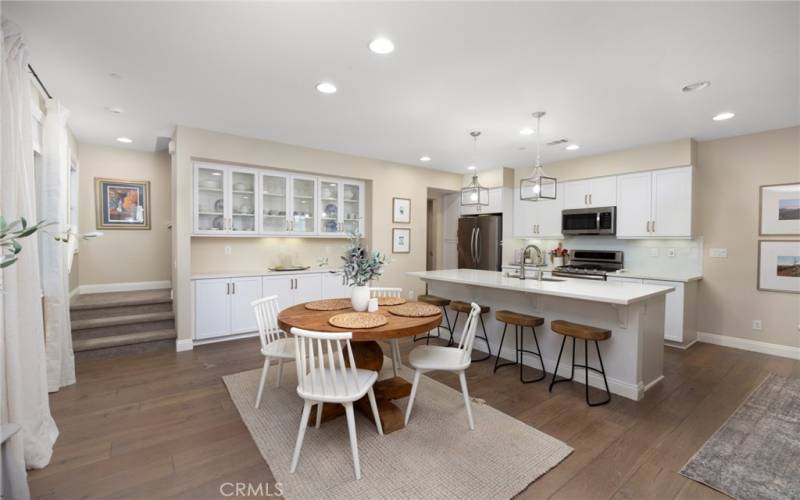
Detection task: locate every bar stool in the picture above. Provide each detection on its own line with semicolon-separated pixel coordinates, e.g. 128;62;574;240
449;301;491;361
414;294;453;345
493;310;546;383
548;320;612;406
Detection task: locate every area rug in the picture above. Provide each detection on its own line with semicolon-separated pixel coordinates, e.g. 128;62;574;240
680;373;800;500
223;360;572;499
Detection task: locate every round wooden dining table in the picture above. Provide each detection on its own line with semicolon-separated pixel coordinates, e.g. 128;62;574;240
277;301;442;434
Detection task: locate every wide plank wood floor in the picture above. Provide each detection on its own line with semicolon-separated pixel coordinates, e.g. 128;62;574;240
29;337;800;499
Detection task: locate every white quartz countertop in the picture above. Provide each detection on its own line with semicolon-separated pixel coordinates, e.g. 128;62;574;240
192;268;342;280
408;269;674;305
501;265;702;283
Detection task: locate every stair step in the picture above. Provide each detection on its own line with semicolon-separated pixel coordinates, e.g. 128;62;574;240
71;311;175;331
73;329;176;352
70;301;173;321
70;289;172;311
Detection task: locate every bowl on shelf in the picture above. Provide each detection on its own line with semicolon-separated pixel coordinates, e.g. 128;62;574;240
214;199;224;211
233;182;248;191
200;180;220;189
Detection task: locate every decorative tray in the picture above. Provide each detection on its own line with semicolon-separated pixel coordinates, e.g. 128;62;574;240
268;266;311;272
329;312;388;329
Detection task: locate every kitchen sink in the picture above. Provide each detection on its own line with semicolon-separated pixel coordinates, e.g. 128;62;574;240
505;273;565;282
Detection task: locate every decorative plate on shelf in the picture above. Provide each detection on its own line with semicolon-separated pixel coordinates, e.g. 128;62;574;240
214;199;224;211
212;215;224;230
325;220;338;232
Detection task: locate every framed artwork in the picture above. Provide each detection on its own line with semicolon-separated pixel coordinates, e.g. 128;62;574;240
758;240;800;293
392;228;411;253
95;178;151;230
392;197;411;224
760;182;800;235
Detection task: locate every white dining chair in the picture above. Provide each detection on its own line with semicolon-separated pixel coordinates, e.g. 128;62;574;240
289;327;383;480
370;287;403;377
252;295;296;408
404;302;481;430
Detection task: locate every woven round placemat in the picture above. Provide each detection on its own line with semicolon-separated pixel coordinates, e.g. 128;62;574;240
328;312;388;329
377;296;407;306
389;302;441;318
305;299;352;311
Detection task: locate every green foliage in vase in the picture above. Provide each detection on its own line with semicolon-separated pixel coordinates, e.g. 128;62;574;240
0;216;53;268
341;232;387;287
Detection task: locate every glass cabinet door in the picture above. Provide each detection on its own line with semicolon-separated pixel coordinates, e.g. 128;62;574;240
230;170;257;233
319;179;341;235
261;173;288;233
291;176;316;234
342;181;363;235
196;165;226;232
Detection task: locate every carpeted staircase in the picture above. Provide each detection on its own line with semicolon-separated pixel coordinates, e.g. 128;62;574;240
70;289;176;359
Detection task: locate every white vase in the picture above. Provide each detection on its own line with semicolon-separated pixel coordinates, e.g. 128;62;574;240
351;285;371;312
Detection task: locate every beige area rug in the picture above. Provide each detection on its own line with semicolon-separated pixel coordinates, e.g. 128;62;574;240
223;360;573;499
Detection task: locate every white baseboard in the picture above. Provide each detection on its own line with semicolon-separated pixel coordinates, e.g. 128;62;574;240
69;287;80;302
79;280;171;295
176;339;194;352
664;338;699;350
697;331;800;361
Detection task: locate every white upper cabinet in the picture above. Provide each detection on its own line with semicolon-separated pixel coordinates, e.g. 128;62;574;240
616;166;693;239
193;161;364;238
616;171;653;238
460;187;504;215
563;176;617;209
513;183;563;238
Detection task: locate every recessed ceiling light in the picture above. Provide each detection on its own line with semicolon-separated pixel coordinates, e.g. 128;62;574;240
108;72;122;80
315;82;337;94
107;106;124;114
467;165;477;171
368;37;395;54
419;156;431;162
681;81;711;93
713;111;735;121
519;127;535;136
116;137;133;144
565;144;580;151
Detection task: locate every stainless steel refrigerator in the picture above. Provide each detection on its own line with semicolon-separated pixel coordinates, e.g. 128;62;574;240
457;214;502;271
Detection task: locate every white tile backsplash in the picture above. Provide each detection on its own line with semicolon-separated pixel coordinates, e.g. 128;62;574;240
506;236;703;276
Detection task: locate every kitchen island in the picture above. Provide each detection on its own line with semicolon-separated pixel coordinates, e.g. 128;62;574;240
408;269;674;401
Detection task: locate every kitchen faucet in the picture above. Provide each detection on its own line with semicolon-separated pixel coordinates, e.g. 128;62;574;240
521;244;545;281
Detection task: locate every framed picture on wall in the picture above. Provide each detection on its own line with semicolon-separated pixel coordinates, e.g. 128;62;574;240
758;240;800;293
95;178;151;230
393;197;411;224
760;182;800;235
392;228;411;253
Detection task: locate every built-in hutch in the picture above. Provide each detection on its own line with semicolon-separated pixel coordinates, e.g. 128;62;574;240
193;161;365;238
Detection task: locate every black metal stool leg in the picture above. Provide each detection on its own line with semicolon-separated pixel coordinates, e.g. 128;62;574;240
413;305;452;344
471;315;491;362
449;311;460;346
549;336;576;392
443;308;454;344
586;340;611;406
493;323;514;373
517;325;546;383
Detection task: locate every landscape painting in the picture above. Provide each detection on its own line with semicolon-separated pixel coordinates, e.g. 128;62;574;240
778;198;800;220
95;178;151;230
760;183;800;235
759;240;800;293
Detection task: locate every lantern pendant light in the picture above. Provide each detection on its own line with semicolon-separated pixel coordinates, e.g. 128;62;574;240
520;111;557;201
460;131;490;208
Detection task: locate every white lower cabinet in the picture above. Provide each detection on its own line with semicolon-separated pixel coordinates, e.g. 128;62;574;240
322;272;350;299
194;276;262;340
607;275;697;345
261;273;322;308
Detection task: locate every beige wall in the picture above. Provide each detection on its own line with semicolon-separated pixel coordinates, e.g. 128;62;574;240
695;127;800;347
77;144;172;286
173;126;463;341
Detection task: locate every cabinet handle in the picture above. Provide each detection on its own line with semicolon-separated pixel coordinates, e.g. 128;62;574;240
232;282;236;294
651;220;655;233
589;194;592;205
226;282;230;295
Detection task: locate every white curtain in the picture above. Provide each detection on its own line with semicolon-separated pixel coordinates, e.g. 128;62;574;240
40;100;75;392
1;19;59;499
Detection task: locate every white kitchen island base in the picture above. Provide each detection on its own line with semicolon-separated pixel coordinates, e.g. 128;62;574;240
410;270;672;401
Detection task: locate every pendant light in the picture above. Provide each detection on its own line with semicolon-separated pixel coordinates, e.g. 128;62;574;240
520;111;557;201
460;131;490;208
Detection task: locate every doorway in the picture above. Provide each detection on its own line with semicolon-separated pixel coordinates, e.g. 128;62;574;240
426;199;435;270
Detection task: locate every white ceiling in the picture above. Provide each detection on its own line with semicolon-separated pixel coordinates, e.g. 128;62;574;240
5;1;799;173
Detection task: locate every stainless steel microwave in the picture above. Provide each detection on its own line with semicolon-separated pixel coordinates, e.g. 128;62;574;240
561;206;616;235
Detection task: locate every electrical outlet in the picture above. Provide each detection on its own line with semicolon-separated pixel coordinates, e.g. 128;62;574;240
649;248;659;257
752;320;762;331
667;248;676;258
709;248;728;258
224;245;232;255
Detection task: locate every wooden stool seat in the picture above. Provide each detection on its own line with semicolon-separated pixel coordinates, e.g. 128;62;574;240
450;301;490;314
495;310;544;328
551;320;611;341
418;294;451;307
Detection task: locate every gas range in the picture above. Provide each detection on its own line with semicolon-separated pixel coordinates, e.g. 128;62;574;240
552;250;624;281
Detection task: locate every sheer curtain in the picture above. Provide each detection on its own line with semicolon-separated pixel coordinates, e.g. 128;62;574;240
1;19;59;499
40;99;75;392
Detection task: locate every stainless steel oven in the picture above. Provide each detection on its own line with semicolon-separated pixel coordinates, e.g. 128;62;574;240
561;206;616;235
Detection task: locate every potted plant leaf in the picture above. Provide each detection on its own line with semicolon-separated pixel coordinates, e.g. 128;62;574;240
1;217;53;269
341;232;387;311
